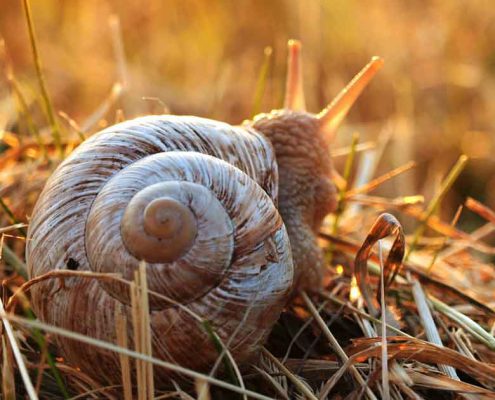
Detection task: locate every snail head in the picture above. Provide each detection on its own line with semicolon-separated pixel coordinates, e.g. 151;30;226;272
250;40;383;286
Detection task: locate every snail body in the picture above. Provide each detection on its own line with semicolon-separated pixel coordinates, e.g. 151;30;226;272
26;41;383;385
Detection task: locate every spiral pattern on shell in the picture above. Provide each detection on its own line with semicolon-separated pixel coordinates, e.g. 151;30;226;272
26;115;293;384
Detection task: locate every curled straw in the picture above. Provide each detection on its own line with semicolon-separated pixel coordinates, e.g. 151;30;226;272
353;213;405;323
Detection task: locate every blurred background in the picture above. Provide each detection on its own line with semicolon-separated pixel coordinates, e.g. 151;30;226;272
1;0;495;233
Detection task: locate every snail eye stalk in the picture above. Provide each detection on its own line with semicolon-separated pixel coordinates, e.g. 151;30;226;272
318;56;384;141
284;39;306;111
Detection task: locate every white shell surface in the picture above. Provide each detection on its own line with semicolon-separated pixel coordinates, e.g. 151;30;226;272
26;115;292;384
87;152;286;310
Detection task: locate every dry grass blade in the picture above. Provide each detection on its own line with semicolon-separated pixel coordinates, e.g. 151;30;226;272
346;160;417;198
58;111;85;141
80;82;123;133
115;304;132;400
260;348;288;391
67;384;120;400
195;378;211;400
407;370;495;399
330;141;376;157
347;124;394;220
318;347;374;399
261;347;319;400
154;391;188;400
139;264;154;399
0;223;28;234
465;197;495;224
0;297;38;399
130;262;154;400
410;278;459;378
320;291;413;338
452;330;478;360
282;358;370;378
378;242;390;400
6;269;203;322
402;205;474;241
353;213;405;321
252;364;289;400
130;281;144;399
171;381;196;400
281;299;328;364
301;291;378;400
2;335;16;400
347;194;424;208
436;221;495;261
349;337;495;387
6;270;122;311
109;14;129;89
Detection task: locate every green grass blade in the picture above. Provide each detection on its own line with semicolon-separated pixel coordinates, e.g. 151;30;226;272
251;46;272;116
406;154;468;260
2;245;27;279
22;0;63;158
0;198;27;237
202;321;240;391
327;132;359;262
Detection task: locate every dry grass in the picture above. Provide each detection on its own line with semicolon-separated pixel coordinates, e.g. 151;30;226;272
1;0;495;399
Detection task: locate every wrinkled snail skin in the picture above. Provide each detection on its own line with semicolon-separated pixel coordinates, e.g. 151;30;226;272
252;110;338;288
26;115;293;384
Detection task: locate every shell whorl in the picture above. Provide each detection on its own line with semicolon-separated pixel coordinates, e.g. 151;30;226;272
86;150;283;309
26;115;293;384
122;183;201;263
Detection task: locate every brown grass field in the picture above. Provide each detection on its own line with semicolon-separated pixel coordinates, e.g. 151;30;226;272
0;0;495;399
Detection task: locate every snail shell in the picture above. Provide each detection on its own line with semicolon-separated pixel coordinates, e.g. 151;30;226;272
26;41;383;387
27;116;293;383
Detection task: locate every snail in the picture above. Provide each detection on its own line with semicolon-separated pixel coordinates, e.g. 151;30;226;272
26;40;383;386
